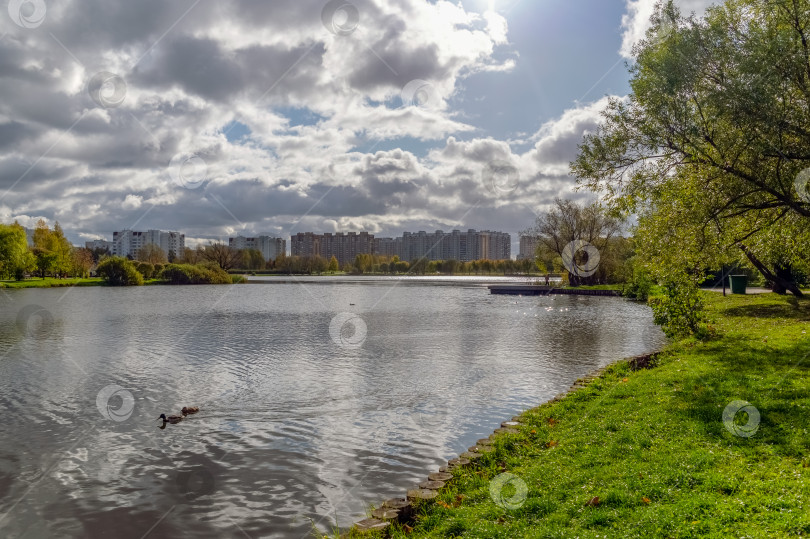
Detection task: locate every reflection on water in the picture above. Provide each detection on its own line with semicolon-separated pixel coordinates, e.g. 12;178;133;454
0;278;666;538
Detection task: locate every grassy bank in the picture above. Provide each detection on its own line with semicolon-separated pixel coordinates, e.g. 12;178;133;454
0;277;104;288
0;277;198;288
358;293;810;538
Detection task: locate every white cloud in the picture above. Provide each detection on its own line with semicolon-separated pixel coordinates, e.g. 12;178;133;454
620;0;717;58
0;0;617;244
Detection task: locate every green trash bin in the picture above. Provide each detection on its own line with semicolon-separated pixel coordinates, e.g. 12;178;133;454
729;275;747;294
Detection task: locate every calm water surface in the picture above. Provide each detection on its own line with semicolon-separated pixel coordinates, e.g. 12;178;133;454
0;277;666;538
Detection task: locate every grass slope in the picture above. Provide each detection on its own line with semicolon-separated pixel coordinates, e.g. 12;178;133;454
363;293;810;538
0;277;104;288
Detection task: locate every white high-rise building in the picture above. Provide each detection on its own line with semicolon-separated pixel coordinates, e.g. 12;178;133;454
111;230;184;259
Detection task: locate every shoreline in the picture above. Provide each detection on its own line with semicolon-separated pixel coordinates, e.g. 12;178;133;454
338;351;659;536
337;292;810;538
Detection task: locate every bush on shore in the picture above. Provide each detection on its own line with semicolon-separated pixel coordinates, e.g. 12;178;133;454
159;262;233;284
96;256;144;286
135;262;154;279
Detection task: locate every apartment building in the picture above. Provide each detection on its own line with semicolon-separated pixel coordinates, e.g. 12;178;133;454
109;229;185;259
229;235;286;261
518;236;539;260
290;232;374;265
292;229;511;263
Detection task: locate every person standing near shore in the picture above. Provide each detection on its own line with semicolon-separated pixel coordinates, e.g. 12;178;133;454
545;274;550;286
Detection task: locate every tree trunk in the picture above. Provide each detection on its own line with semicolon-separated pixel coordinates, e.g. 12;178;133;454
738;245;803;297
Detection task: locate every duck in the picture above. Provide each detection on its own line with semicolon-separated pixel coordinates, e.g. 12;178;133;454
158;413;183;424
181;406;199;415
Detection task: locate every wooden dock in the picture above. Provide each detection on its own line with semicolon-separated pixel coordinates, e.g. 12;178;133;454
487;285;622;297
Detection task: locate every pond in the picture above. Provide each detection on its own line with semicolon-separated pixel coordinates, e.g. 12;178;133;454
0;277;666;538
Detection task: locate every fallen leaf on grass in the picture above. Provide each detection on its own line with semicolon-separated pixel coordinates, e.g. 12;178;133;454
452;495;464;507
403;524;413;533
622;378;629;382
641;497;651;504
586;496;600;506
547;440;558;448
548;418;557;425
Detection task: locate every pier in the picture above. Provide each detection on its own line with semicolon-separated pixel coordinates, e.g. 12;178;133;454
487;285;622;297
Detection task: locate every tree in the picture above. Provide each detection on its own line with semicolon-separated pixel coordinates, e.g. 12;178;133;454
522;198;624;285
0;223;34;280
31;219;72;278
135;262;155;279
201;242;241;271
328;255;339;273
96;256;144;286
311;256;328;274
88;246;110;263
50;222;73;276
239;248;265;270
136;243;167;265
572;0;810;295
70;247;94;278
179;247;202;264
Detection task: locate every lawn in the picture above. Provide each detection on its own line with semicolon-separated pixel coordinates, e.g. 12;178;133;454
0;277;104;288
351;293;810;538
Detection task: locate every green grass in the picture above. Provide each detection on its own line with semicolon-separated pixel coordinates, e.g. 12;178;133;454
0;277;104;288
0;277;171;288
357;293;810;538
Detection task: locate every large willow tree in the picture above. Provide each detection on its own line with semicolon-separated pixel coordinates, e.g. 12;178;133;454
572;0;810;296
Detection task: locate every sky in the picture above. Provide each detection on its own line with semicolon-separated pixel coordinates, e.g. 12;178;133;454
0;0;717;252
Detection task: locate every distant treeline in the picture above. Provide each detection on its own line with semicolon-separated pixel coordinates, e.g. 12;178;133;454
254;254;538;275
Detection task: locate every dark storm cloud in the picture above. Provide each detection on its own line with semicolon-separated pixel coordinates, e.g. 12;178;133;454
0;121;38;150
132;37;326;104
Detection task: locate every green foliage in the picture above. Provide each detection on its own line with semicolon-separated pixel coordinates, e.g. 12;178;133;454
572;0;810;296
0;223;34;280
135;262;154;279
239;248;266;270
648;281;706;338
158;263;233;284
96;256;144;286
623;266;654;301
31;219;73;277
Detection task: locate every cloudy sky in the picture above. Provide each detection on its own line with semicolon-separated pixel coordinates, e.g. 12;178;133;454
0;0;716;251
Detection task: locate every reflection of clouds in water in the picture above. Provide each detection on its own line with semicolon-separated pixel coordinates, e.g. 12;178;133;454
0;283;666;537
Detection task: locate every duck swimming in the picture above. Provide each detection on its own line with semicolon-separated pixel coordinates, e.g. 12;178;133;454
158;413;183;424
181;406;199;415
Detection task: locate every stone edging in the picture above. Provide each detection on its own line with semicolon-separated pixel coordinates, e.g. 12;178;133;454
339;352;659;537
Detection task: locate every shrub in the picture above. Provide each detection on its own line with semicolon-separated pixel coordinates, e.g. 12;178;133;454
624;268;653;301
648;281;706;338
96;256;144;286
158;263;233;284
135;262;154;279
153;263;164;275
